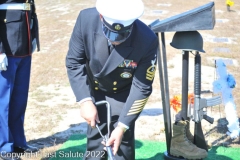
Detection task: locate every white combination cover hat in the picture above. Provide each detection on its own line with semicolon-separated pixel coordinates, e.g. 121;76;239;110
96;0;144;42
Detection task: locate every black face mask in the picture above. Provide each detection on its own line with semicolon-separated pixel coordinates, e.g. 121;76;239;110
102;22;133;43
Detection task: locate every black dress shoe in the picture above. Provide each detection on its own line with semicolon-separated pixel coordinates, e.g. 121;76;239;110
0;153;21;160
13;145;39;153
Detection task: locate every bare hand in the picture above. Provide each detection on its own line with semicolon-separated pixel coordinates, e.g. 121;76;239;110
80;100;100;128
102;127;124;155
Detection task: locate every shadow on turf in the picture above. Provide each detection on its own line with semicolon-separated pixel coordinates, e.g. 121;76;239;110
27;122;88;148
207;146;234;160
140;108;163;116
204;118;240;147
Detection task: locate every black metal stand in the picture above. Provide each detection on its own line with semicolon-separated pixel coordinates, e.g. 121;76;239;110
164;151;186;160
181;51;190;121
157;33;185;160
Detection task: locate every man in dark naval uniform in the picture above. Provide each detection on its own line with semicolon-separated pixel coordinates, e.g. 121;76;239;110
66;0;158;159
0;0;40;160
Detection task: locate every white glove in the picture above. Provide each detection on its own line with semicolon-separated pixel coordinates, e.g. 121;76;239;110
0;53;8;71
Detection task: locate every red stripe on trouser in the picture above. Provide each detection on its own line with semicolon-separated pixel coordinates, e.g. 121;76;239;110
25;11;31;55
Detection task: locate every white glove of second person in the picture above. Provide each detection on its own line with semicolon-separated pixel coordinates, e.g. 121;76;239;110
0;53;8;71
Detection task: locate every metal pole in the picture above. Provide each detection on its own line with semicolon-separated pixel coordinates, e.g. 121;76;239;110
181;51;189;120
156;32;172;153
160;32;172;148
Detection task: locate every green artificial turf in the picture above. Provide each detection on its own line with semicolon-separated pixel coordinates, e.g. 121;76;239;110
50;134;240;160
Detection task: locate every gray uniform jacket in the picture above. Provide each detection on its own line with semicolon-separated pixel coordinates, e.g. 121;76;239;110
66;8;158;127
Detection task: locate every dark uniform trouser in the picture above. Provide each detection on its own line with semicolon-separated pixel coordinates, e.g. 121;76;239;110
83;90;135;160
0;56;31;152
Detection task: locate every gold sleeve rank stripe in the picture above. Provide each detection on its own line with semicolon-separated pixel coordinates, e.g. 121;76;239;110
146;66;156;81
127;97;149;115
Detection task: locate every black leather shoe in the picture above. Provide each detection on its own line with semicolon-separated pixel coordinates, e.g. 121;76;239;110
0;153;21;160
13;145;39;153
